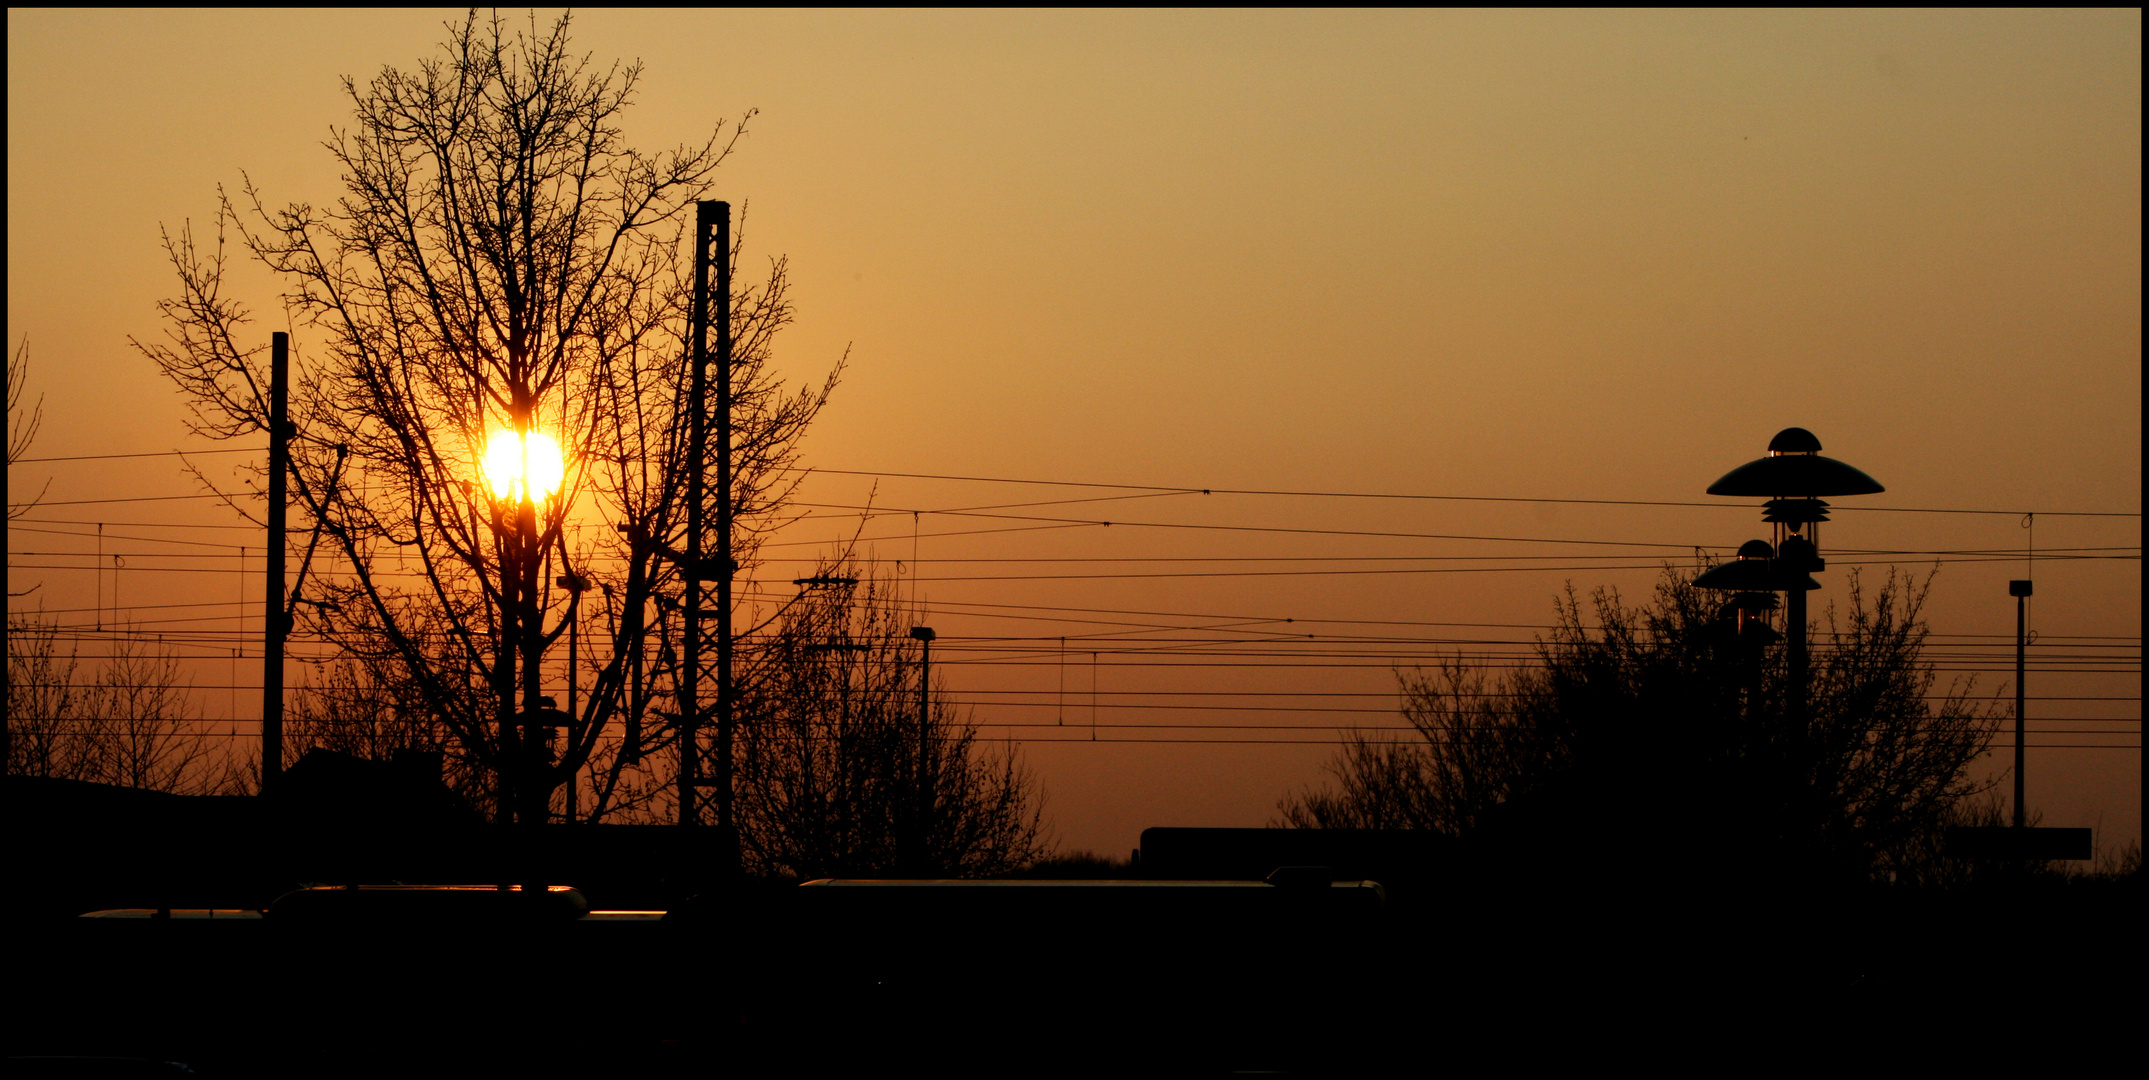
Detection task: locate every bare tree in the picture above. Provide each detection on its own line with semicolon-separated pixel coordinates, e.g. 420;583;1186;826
6;615;239;794
7;337;46;523
279;655;488;805
6;616;93;783
134;12;838;826
733;565;1048;878
8;339;53;582
1280;566;2002;881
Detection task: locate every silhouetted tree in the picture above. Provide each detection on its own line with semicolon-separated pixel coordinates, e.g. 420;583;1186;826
278;655;490;806
733;565;1048;877
7;337;47;526
135;11;838;825
6;614;241;794
8;349;234;789
1279;567;2002;881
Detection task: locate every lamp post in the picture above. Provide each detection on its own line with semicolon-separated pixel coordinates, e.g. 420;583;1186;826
2009;578;2031;828
1692;540;1817;621
1693;538;1816;722
909;625;936;874
1704;428;1884;737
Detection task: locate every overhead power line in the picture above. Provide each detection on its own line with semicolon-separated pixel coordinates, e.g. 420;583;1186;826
782;500;2145;552
13;446;268;463
5;724;2134;751
790;500;1722;549
736;588;2146;640
11;494;230;507
751;546;2140;563
9;518;264;531
9;525;264;549
809;467;2144;519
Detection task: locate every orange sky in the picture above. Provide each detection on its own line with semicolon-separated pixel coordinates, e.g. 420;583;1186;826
8;9;2139;856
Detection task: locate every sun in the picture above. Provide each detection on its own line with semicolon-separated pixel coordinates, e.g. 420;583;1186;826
481;428;565;503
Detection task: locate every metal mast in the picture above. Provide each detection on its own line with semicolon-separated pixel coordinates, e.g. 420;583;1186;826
714;200;737;864
682;202;715;825
682;199;736;869
263;331;288;793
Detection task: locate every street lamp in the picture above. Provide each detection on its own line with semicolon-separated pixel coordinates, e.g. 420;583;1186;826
1694;538;1814;719
1693;538;1819;593
1693;538;1816;635
909;626;936;874
2008;578;2032;829
1703;427;1884;738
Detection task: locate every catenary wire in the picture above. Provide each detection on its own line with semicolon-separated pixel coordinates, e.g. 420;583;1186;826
805;467;2144;519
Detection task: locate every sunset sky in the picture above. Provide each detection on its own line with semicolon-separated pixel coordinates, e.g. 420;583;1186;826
8;9;2138;856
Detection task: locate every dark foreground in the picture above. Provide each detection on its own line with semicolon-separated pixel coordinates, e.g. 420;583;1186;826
8;871;2137;1076
6;781;2137;1074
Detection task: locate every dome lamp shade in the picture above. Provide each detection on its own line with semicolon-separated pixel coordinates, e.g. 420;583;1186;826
1768;427;1823;454
1707;428;1883;498
1693;539;1820;592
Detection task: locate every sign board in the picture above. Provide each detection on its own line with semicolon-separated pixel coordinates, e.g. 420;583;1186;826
1945;826;2093;861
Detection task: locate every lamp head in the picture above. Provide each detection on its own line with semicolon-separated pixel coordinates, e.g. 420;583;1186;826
1693;540;1820;592
1706;428;1883;498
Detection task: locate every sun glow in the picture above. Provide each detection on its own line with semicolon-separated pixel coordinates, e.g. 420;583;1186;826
481;428;565;503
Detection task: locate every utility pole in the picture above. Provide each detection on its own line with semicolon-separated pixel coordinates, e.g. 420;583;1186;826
263;331;288;794
2010;579;2032;828
910;625;935;873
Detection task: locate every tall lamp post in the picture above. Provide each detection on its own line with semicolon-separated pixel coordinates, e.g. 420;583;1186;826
1941;578;2088;863
909;625;936;874
1694;539;1818;733
2009;578;2031;828
1693;541;1818;628
1704;428;1885;736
